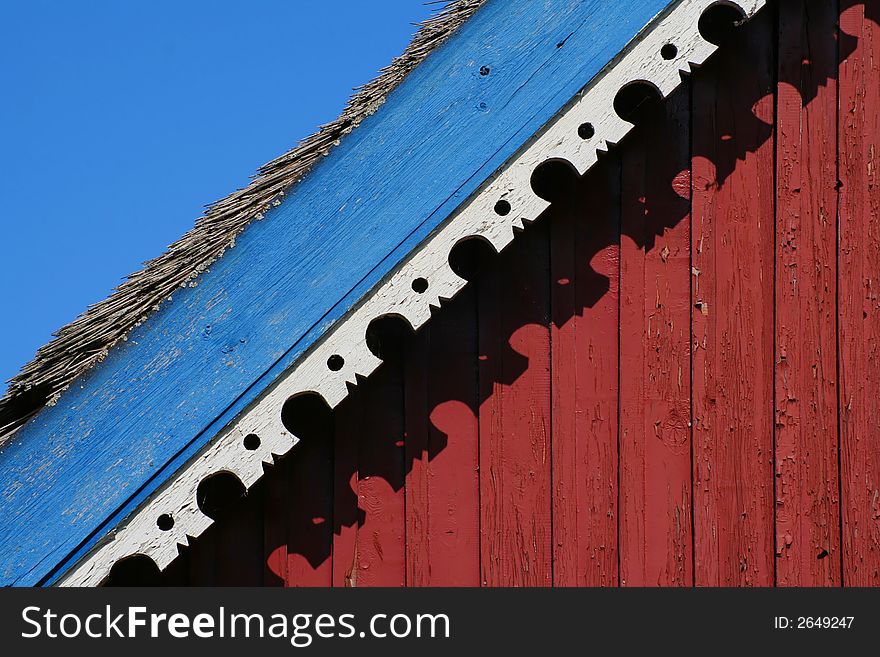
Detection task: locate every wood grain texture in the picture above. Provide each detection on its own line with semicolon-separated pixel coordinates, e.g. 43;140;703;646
619;87;693;587
265;433;334;587
263;458;290;586
342;365;407;587
0;0;674;586
363;366;408;586
405;290;481;586
0;0;489;446
691;9;776;586
839;0;880;586
49;0;880;589
404;329;431;586
332;402;360;588
479;221;552;587
550;157;621;586
175;482;265;586
775;0;842;586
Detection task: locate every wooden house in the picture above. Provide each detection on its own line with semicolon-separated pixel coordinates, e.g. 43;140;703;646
1;0;878;587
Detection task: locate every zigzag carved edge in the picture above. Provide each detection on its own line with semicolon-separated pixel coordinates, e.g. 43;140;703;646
59;0;766;587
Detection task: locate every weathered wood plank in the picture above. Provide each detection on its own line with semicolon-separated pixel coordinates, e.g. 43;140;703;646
332;398;359;588
215;486;265;586
479;220;552;586
351;363;407;587
172;482;265;586
405;289;481;586
691;9;776;586
404;329;431;586
1;0;676;587
263;459;290;586
619;86;693;586
775;0;841;586
839;0;880;587
550;156;621;586
266;434;334;586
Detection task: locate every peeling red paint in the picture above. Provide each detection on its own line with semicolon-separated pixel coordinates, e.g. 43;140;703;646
137;0;880;588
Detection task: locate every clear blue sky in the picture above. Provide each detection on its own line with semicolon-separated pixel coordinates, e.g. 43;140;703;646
0;0;434;387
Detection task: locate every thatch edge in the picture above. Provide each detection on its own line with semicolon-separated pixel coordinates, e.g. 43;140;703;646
0;0;487;444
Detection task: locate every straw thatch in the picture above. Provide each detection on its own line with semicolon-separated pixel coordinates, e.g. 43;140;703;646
0;0;486;444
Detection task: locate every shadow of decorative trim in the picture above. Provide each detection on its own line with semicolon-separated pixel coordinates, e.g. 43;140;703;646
58;0;766;587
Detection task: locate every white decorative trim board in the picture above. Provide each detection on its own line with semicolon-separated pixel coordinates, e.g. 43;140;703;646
59;0;766;587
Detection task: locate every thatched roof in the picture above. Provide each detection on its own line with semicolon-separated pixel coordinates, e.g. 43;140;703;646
0;0;486;443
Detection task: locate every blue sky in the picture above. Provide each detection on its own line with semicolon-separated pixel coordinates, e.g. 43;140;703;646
0;0;434;387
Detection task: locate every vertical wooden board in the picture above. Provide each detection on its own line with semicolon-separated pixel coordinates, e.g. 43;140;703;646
206;485;266;586
3;0;683;589
404;329;431;586
332;395;359;587
351;361;407;587
550;155;621;586
619;86;693;586
479;220;552;587
184;521;218;586
775;0;841;586
265;435;334;587
407;291;481;586
263;459;289;586
839;0;880;586
173;484;264;586
690;11;776;586
427;288;480;586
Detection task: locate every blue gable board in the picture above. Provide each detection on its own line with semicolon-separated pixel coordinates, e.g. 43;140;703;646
0;0;671;586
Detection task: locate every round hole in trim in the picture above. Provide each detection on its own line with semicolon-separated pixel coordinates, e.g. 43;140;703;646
327;354;345;371
661;43;678;60
365;315;415;362
613;81;663;124
157;514;174;531
411;277;429;294
577;122;595;140
448;236;498;282
196;471;246;520
698;3;746;45
103;554;163;587
479;65;490;76
243;433;261;450
282;392;333;441
531;159;579;204
494;199;511;216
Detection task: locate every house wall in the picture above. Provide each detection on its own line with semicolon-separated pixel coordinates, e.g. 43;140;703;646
107;0;880;587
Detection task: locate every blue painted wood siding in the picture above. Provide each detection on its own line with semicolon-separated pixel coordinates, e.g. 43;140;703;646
0;0;670;585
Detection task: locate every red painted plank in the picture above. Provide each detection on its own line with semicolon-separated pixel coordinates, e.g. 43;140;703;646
165;480;263;585
178;521;216;585
479;220;552;586
264;433;334;586
263;459;289;586
690;11;776;586
405;289;481;586
775;0;841;586
353;362;407;587
619;86;693;587
550;155;621;586
404;328;431;586
839;0;880;586
332;370;407;587
216;486;265;586
332;394;361;587
116;5;880;589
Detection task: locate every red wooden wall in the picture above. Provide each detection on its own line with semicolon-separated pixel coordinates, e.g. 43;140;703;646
110;0;880;587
